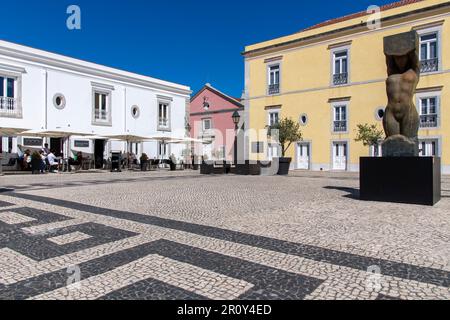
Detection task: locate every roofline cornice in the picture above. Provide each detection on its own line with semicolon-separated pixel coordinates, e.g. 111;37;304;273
243;1;450;58
0;42;192;97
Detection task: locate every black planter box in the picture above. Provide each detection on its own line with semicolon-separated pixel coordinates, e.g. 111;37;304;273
140;160;149;171
277;157;292;175
360;157;441;206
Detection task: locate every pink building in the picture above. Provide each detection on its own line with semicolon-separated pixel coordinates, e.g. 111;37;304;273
190;84;243;161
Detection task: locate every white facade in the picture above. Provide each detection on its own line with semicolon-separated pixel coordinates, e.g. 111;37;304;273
0;40;191;164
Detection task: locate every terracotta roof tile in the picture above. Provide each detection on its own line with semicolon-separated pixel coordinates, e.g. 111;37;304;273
299;0;424;32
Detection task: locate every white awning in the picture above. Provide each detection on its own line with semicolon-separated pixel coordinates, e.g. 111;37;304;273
18;129;94;138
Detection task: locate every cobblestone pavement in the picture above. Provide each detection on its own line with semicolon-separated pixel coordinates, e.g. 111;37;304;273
0;170;449;300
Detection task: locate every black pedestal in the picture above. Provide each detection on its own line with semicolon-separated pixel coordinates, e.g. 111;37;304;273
360;157;441;206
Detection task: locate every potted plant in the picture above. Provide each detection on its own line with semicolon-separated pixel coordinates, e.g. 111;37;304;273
30;151;43;174
268;117;303;175
169;154;177;171
192;154;199;170
355;123;385;157
140;153;149;171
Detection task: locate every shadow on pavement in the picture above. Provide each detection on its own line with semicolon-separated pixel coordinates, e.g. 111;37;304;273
323;186;360;200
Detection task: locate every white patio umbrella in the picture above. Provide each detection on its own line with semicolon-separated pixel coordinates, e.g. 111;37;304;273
18;129;94;138
18;129;95;160
169;137;208;144
103;133;159;168
105;133;156;143
0;127;31;136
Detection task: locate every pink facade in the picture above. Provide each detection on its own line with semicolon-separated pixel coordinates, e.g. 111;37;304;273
190;84;243;161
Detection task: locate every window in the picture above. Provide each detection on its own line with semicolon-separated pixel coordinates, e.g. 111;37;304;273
131;105;140;119
268;64;280;95
252;142;265;154
333;105;347;132
0;76;16;112
268;111;279;126
375;108;385;121
53;94;66;110
420;33;439;73
202;118;212;131
419;140;438;157
333;50;348;85
419;97;438;128
217;146;226;159
299;114;308;126
158;102;170;130
93;91;110;124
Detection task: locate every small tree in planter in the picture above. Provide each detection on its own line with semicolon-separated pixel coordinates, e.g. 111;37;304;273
268;117;303;175
355;123;385;157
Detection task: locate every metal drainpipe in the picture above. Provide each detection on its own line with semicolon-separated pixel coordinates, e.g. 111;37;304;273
44;69;48;130
124;87;127;153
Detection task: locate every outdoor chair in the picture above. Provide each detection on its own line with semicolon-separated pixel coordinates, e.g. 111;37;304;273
151;159;160;170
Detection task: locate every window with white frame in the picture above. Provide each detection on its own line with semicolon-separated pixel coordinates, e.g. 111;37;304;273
202;118;212;131
419;96;438;128
0;75;17;113
420;33;439;73
332;50;348;85
93;91;110;124
158;102;170;130
333;105;347;132
419;139;438;157
268;110;280;127
158;142;169;159
268;64;280;95
370;144;382;157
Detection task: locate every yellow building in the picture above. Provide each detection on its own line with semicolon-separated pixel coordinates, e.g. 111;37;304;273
242;0;450;173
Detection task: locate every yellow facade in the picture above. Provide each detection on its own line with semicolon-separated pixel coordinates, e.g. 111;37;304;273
243;0;450;173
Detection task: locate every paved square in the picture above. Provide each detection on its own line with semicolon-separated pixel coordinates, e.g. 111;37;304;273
0;212;37;225
0;171;449;300
47;232;93;246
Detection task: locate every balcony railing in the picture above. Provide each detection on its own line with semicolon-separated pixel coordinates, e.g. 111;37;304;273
333;121;347;132
268;84;280;95
158;118;169;128
0;97;18;116
333;73;348;85
420;114;438;128
420;58;439;73
94;110;109;121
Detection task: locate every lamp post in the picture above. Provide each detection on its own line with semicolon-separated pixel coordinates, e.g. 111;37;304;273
232;111;241;166
185;121;192;168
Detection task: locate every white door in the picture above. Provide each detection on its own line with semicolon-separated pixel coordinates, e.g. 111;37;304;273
297;143;310;170
333;142;347;170
203;143;212;160
419;140;437;157
268;144;279;160
158;142;169;159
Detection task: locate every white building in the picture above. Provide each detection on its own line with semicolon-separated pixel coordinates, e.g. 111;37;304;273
0;40;191;168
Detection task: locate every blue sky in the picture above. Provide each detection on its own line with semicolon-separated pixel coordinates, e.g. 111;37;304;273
0;0;396;97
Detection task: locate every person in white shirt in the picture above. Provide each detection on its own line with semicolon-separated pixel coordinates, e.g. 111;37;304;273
47;150;59;172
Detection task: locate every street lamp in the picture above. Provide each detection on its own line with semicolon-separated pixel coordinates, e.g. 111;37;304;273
232;111;241;166
185;122;191;135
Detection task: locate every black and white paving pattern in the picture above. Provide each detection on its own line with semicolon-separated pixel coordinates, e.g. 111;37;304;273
0;171;449;300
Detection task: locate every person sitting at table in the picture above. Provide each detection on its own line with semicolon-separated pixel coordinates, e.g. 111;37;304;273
68;152;83;170
20;149;32;171
42;143;50;156
47;150;59;173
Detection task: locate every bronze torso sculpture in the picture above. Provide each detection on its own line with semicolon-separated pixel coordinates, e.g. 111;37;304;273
382;31;420;157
